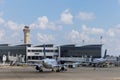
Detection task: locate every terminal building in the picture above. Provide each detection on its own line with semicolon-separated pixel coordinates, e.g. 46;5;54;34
26;44;58;62
0;44;58;62
0;26;102;63
0;44;27;62
60;44;102;58
58;44;102;63
0;44;102;62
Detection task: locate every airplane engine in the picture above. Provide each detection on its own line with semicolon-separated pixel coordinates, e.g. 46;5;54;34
35;66;43;72
60;66;67;71
35;66;39;70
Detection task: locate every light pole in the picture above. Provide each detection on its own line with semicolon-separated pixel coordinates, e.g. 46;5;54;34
82;40;85;46
100;36;103;44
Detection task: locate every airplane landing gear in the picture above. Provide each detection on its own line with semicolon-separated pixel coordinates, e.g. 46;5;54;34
39;69;43;72
60;66;67;71
35;66;43;72
56;69;60;72
51;69;54;72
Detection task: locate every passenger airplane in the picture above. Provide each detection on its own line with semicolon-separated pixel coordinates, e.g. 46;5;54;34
35;44;67;72
92;49;107;67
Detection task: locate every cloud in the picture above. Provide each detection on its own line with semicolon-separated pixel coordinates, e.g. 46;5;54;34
37;33;55;43
66;25;104;44
66;30;80;42
0;30;5;39
0;12;4;16
82;25;104;34
48;22;63;30
37;16;48;29
106;24;120;37
0;17;4;24
0;12;5;24
6;20;24;30
11;32;20;38
60;9;73;24
107;29;115;37
118;0;120;4
0;0;4;4
77;12;96;21
30;16;62;30
0;12;24;44
0;12;4;24
65;29;89;44
30;9;73;30
30;16;48;29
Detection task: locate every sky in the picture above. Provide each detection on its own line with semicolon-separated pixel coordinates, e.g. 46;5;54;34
0;0;120;56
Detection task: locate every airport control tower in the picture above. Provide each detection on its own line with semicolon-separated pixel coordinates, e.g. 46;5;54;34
23;26;30;44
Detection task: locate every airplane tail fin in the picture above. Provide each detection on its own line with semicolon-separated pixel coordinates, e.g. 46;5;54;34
103;49;107;58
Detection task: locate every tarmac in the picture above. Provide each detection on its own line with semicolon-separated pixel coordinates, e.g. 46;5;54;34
0;65;120;80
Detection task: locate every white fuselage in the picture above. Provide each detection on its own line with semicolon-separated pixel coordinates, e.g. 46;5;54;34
42;58;58;69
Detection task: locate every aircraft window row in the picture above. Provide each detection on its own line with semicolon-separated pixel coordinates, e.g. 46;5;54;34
28;50;57;52
28;56;53;60
28;50;42;52
28;56;42;60
46;50;55;52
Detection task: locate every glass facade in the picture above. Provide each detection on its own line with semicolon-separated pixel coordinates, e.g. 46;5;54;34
0;45;26;62
60;44;102;58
